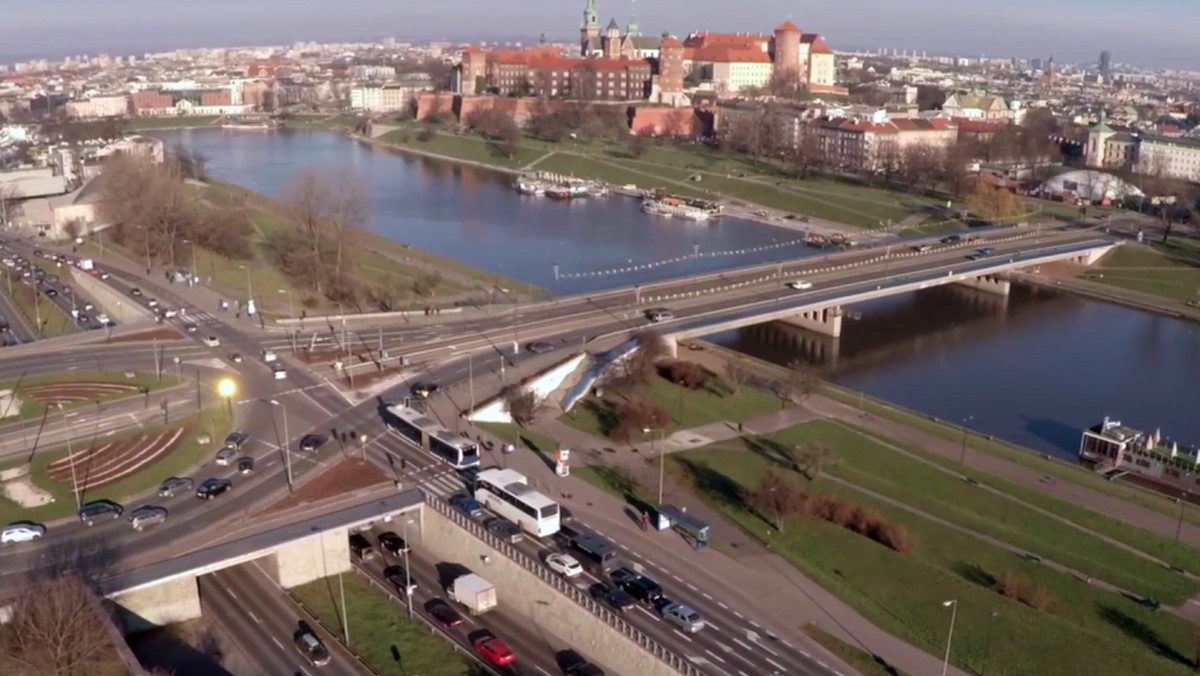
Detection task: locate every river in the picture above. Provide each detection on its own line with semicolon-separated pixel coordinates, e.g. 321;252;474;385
155;128;818;295
157;128;1199;460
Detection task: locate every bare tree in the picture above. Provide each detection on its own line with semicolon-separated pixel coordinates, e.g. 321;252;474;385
0;575;125;676
0;182;22;227
621;329;668;386
277;168;370;299
723;359;752;395
503;386;537;426
796;442;834;480
747;467;802;532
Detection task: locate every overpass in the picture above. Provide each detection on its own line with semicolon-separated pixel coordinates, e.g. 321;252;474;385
651;237;1115;346
99;490;425;633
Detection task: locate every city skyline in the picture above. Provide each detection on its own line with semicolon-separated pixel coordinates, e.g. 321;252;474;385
0;0;1191;70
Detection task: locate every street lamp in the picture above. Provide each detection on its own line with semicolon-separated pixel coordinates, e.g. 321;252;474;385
941;599;958;676
278;288;294;318
267;399;293;491
217;378;236;419
959;415;974;464
181;238;198;281
57;403;81;513
403;517;415;618
237;264;253;308
643;427;666;505
983;610;999;676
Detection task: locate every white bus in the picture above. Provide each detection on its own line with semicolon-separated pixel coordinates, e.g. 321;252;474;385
383;404;480;469
474;468;561;537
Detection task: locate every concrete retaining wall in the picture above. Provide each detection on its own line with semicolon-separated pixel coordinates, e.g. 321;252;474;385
70;268;154;323
420;496;695;676
109;575;202;634
469;353;587;423
268;527;352;589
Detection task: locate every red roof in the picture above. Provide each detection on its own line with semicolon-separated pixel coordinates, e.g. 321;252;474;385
775;21;801;34
659;36;683;49
692;46;772;64
683;32;770;51
951;116;1005;133
800;34;832;54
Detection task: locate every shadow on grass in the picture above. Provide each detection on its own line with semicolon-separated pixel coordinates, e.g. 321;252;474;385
580;398;620;438
741;435;801;473
516;431;556;472
954;561;997;590
1098;604;1193;667
675;457;746;512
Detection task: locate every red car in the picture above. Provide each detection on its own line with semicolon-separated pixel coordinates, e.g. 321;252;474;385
473;636;516;666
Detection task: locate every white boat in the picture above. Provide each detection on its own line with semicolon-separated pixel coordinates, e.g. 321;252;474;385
514;178;545;196
641;198;713;222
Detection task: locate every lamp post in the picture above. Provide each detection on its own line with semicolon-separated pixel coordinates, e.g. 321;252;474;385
403;517;414;618
279;288;294;318
237;264;253;308
217;378;236;420
181;238;198;281
959;415;974;464
643;427;666;505
1176;494;1186;543
983;610;998;676
268;399;294;491
941;599;958;676
57;403;81;512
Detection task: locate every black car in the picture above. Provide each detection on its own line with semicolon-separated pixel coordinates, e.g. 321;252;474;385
622;576;663;604
410;382;439;399
560;649;606;676
349;533;378;560
525;341;554;354
589;582;636;612
383;565;417;593
609;566;639;586
225;431;250;448
299;434;327;453
425;599;464;628
652;595;676;617
377;530;410;555
79;500;124;526
130;287;143;296
940;235;963;244
486;518;523;544
196;478;232;500
237;457;255;475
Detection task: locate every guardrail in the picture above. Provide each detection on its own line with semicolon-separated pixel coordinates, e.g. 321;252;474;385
425;491;701;676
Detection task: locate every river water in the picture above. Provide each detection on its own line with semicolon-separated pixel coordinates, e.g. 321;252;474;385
156;128;818;295
156;128;1200;460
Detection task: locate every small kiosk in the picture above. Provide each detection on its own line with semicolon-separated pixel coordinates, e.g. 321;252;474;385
653;504;710;550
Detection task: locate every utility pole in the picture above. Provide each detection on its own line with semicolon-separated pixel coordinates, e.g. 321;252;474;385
339;572;350;647
468;352;475;413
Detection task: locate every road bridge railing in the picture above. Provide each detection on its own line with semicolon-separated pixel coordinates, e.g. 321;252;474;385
425;491;701;676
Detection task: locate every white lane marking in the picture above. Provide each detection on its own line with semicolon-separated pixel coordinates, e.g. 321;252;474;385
749;620;762;628
780;639;793;647
635;606;657;620
765;657;787;671
702;592;714;600
686;583;698;591
799;650;811;658
732;638;754;652
673;630;694;643
816;660;828;668
534;668;552;676
705;649;727;664
271;637;284;650
734;611;744;619
756;640;779;657
247;610;261;624
225;587;237;600
717;601;728;609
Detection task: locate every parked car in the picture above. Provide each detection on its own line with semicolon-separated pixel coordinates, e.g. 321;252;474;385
196;478;232;500
128;505;168;531
349;532;378;561
425;599;464;628
449;494;484;519
589;582;635;612
237;457;254;475
546;552;583;578
157;477;193;498
299;434;326;453
293;622;331;667
473;636;516;667
662;603;705;633
214;446;237;466
1;522;46;544
79;500;123;526
377;530;410;556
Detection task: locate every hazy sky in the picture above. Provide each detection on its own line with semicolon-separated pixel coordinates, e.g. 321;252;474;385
1;0;1192;69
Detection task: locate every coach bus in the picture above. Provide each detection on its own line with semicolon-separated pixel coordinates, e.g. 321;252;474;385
473;468;560;537
382;404;480;469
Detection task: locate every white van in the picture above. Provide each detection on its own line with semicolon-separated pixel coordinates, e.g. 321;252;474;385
262;349;277;363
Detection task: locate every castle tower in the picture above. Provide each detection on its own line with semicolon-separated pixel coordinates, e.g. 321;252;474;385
773;20;802;79
604;18;621;59
458;46;488;96
1087;110;1115;168
658;35;684;97
627;0;640;38
581;0;600;55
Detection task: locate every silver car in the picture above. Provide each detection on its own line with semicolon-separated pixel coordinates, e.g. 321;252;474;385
157;476;193;498
214;445;237;466
1;522;46;544
663;603;705;633
128;505;168;531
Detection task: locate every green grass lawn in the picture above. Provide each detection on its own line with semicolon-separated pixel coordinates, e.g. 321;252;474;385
563;373;781;441
802;625;910;676
533;154;706;199
1086;244;1200;302
832;418;1200;579
477;423;560;455
0;403;231;524
290;573;474;676
125;116;220;130
677;446;1200;676
0;269;76;337
287;114;362;130
0;371;182;425
379;129;546;168
818;382;1200;530
724;421;1197;604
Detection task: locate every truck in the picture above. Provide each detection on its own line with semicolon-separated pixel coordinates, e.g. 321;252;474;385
446;573;497;615
79;258;94;271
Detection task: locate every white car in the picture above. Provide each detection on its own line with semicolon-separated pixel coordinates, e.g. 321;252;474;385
546;552;583;578
272;366;288;380
214;446;237;466
202;336;221;347
161;308;178;318
786;280;814;290
96;313;111;326
1;522;46;544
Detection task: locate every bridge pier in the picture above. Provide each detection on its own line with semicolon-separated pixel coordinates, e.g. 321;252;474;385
262;527;353;589
954;273;1011;296
778;306;844;338
108;575;202;634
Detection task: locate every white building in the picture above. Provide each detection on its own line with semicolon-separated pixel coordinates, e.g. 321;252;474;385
64;94;131;118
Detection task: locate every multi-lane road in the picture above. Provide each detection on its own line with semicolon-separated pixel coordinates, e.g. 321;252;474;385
0;224;1117;676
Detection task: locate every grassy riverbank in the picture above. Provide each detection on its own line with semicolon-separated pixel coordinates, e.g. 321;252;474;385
126;116;220;131
1084;243;1200;303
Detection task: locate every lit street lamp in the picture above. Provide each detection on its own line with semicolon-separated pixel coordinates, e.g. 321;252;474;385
643;427;666;505
941;599;958;676
217;378;236;419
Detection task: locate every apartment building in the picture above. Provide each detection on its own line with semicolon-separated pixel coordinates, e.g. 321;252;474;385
64;94;131;118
